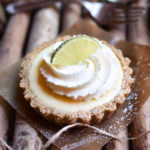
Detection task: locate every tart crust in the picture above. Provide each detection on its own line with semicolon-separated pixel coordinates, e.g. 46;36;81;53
20;36;134;125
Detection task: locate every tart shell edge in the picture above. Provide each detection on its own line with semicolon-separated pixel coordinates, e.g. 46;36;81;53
19;36;134;125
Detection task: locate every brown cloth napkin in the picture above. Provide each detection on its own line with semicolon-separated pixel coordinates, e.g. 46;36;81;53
0;19;150;150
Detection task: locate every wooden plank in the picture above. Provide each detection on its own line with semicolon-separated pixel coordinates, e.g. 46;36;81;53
104;129;128;150
0;12;30;149
0;13;30;70
27;6;60;53
62;2;81;31
127;1;150;149
12;6;60;150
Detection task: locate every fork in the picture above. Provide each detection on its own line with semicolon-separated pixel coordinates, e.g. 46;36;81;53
81;1;145;25
6;0;145;25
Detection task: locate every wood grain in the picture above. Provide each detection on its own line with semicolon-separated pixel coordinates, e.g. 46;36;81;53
131;98;150;150
0;13;30;70
27;6;59;53
104;129;128;150
13;115;44;150
0;13;30;149
0;99;10;150
12;6;60;150
62;2;81;31
127;1;150;150
126;0;149;45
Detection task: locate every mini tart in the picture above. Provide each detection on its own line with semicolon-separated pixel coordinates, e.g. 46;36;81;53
20;36;134;125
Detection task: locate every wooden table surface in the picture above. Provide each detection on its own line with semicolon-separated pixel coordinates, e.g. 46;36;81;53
0;0;150;150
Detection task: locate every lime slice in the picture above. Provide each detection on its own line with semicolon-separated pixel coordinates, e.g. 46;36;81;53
51;35;101;66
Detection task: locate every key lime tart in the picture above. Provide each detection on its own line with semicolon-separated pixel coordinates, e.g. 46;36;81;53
20;35;134;125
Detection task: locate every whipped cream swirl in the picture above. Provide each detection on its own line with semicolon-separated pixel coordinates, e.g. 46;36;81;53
40;40;123;101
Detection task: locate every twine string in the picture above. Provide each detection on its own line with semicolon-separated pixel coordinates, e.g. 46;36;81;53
122;129;150;141
0;126;150;150
0;137;13;150
41;123;150;150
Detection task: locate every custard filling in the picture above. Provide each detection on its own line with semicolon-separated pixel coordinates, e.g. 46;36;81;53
29;39;123;112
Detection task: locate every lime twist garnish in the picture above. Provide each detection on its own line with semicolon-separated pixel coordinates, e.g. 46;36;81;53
51;35;101;66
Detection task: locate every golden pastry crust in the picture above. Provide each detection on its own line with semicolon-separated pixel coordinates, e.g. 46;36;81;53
19;36;134;125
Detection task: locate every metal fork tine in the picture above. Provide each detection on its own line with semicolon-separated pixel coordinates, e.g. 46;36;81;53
82;1;145;26
116;5;145;10
109;11;141;21
108;15;140;22
107;19;139;24
113;7;145;14
104;19;139;25
110;15;142;21
126;9;145;15
111;8;145;22
113;9;144;14
125;13;143;18
110;15;141;22
111;11;143;18
112;9;143;14
125;7;145;11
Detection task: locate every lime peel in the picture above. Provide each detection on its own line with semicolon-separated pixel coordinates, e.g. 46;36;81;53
51;35;101;66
